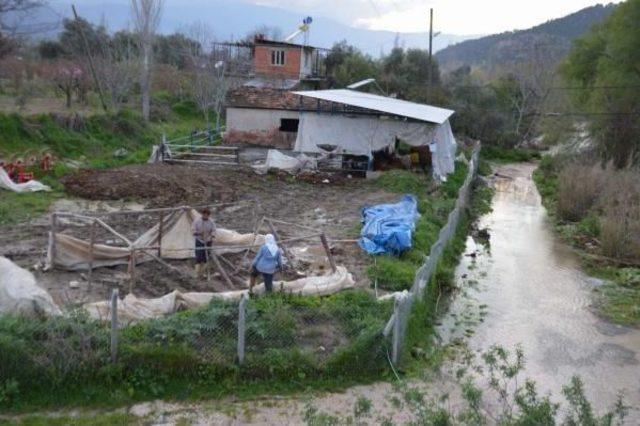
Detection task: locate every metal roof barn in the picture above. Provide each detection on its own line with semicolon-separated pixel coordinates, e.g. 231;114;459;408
292;89;455;124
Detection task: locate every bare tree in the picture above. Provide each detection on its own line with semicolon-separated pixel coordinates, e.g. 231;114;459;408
0;0;45;33
504;42;556;142
131;0;163;121
183;22;231;130
95;39;138;111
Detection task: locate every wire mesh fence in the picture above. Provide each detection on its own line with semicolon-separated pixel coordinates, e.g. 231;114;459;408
387;145;481;365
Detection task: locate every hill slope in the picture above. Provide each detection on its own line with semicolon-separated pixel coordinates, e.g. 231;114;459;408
435;3;617;73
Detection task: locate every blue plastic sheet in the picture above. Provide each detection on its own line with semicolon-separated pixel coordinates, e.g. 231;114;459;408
358;195;419;255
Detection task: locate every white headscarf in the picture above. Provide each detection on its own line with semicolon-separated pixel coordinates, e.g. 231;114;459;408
265;234;279;256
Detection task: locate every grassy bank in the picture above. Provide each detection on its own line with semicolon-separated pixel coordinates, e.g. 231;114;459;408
0;290;393;413
0;100;209;226
534;156;640;326
480;145;541;163
367;162;469;292
401;162;493;371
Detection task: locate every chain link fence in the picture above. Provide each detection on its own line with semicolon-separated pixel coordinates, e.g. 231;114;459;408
385;145;481;365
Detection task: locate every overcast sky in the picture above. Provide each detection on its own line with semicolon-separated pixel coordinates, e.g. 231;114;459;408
251;0;622;34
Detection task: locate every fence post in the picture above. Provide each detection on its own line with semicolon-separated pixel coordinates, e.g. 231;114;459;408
50;213;58;267
391;292;406;365
110;289;119;363
237;293;248;364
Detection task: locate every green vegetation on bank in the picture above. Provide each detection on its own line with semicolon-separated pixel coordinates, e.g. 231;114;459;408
0;290;392;412
534;156;640;326
367;162;469;292
480;145;541;163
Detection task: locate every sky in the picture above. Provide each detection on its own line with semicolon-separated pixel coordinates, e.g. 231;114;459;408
251;0;623;34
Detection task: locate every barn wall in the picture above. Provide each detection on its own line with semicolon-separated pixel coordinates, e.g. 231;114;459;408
224;107;300;149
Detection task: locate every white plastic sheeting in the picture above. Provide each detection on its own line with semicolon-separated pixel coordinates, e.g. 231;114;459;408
252;149;317;175
292;89;454;124
294;113;457;178
0;256;62;317
0;167;51;193
83;266;355;323
46;209;265;271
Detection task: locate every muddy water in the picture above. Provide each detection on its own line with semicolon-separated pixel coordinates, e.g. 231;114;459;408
441;163;640;417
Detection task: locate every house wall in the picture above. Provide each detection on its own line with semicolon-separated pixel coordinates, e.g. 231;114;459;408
224;107;300;149
253;45;302;79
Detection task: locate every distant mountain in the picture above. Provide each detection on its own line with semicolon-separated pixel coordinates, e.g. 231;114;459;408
34;0;479;57
435;3;617;74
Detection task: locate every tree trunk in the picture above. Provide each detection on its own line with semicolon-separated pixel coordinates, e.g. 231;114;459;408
141;45;151;121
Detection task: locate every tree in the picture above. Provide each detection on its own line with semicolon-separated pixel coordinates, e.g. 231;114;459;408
46;60;85;108
131;0;163;122
561;0;640;166
38;40;64;59
95;34;138;111
325;41;378;88
155;33;198;69
58;17;110;59
183;22;229;129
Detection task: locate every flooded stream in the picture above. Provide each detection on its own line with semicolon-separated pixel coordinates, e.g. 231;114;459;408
440;163;640;418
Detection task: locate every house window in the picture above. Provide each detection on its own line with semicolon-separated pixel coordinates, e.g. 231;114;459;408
279;118;299;132
271;49;285;66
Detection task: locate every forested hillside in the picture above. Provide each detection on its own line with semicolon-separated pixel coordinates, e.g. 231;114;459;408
435;4;617;74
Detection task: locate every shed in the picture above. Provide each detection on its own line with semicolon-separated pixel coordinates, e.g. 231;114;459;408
292;89;457;178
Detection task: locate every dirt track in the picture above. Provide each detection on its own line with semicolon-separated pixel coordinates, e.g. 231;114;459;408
1;164;398;307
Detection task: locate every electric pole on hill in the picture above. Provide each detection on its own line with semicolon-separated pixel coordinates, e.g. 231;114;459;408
427;7;434;103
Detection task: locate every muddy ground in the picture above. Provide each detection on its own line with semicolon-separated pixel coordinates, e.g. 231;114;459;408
1;164;398;307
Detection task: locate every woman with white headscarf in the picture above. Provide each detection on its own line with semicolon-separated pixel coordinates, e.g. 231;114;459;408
250;234;283;294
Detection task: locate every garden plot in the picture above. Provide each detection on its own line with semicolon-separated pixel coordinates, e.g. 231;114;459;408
0;164;398;308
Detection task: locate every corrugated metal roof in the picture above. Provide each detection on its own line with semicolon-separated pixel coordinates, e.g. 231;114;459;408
292;89;454;124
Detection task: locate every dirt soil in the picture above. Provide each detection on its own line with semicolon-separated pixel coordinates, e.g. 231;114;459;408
1;164;398;307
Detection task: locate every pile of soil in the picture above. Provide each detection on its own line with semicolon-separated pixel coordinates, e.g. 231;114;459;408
62;164;236;206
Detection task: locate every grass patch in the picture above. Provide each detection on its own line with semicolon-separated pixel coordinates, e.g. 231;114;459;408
368;164;468;291
0;290;393;413
481;145;541;163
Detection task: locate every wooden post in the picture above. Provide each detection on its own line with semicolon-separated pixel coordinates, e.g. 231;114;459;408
128;250;136;294
110;289;119;363
87;219;96;290
50;213;58;269
391;293;404;365
237;293;247;364
210;251;234;289
238;216;264;271
157;211;164;258
320;233;337;273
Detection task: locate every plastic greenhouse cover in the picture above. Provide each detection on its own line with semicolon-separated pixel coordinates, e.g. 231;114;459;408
359;195;419;255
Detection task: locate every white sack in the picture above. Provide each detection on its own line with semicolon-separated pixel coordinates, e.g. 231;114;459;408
0;256;62;317
252;149;316;175
0;167;51;193
83;266;355;323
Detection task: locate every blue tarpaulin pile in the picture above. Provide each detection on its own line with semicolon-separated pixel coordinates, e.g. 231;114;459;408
358;195;420;255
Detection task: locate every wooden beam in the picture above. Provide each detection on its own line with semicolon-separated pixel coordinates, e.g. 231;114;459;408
320;233;337;273
87;219;96;290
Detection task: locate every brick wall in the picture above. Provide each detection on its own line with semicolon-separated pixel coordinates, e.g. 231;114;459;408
253;45;301;79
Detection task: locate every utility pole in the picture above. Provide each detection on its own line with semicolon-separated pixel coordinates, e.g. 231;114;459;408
427;8;433;103
71;5;108;112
